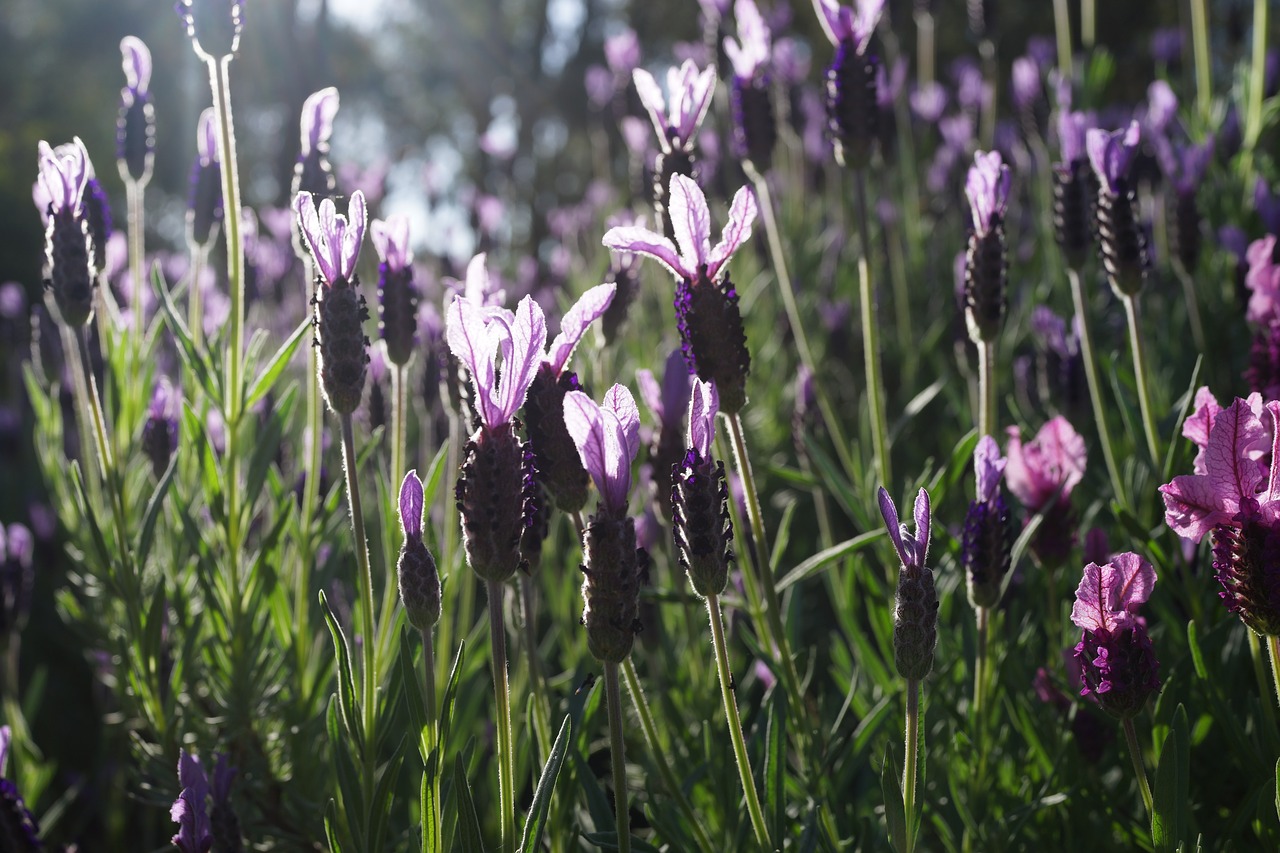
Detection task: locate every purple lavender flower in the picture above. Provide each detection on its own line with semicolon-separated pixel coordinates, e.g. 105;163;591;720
962;150;1012;343
565;384;645;662
448;283;546;582
1052;110;1097;266
637;349;694;520
1150;27;1183;65
962;436;1014;608
171;751;213;853
1164;137;1213;270
879;486;938;680
371;214;418;366
1144;81;1179;138
1087;121;1149;295
0;726;41;851
724;0;777;171
294;190;370;415
604;29;641;78
117;36;155;184
293;88;339;201
141;378;181;480
188;108;223;250
1011;56;1041;112
909;82;947;124
671;379;735;597
814;0;885;168
1070;553;1160;719
209;754;242;853
398;470;441;631
603;175;757;414
37;138;95;327
176;0;245;61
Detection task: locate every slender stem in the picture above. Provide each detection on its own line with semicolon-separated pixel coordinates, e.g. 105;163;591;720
620;659;716;853
206;56;245;422
1248;631;1280;741
914;7;935;85
520;572;552;762
977;340;996;442
391;363;408;500
903;679;920;853
1122;718;1154;817
747;166;856;477
1121;294;1161;465
1053;0;1073;82
339;415;378;739
1068;268;1127;507
1190;0;1212;124
75;327;115;477
604;662;631;853
1239;0;1269;201
854;170;891;487
973;607;989;717
487;579;516;853
126;181;146;335
421;627;441;841
297;257;321;675
188;245;206;350
1268;636;1280;711
1173;262;1206;354
1082;0;1096;49
60;323;101;500
979;39;997;150
706;594;772;851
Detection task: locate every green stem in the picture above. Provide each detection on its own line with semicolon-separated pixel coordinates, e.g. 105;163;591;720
206;56;245;423
391;363;408;500
1248;631;1279;741
903;679;920;853
1082;0;1096;48
297;257;321;675
1053;0;1074;82
520;572;552;762
187;245;206;350
126;180;146;336
979;39;997;150
604;662;631;853
1190;0;1212;124
1173;262;1206;354
620;659;716;853
1068;268;1127;507
977;340;996;443
1239;0;1269;201
339;414;378;750
1268;636;1280;711
973;606;989;717
487;579;516;853
706;594;772;851
1122;717;1154;817
854;170;891;487
421;627;441;840
747;165;857;477
1121;294;1161;466
914;7;935;85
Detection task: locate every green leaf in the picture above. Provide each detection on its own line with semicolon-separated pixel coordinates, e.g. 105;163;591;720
326;699;365;842
769;499;798;574
421;753;439;853
320;590;364;750
453;756;486;853
1187;620;1208;680
778;529;885;591
369;749;405;852
399;626;430;761
438;640;466;757
324;798;345;853
245;316;312;409
581;833;663;852
1152;704;1190;852
880;744;907;853
151;262;219;403
520;714;572;853
69;463;113;569
135;448;177;567
764;686;788;846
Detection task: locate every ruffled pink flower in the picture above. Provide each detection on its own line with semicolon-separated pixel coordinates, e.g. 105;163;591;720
1070;552;1157;636
1004;416;1087;512
1246;236;1280;327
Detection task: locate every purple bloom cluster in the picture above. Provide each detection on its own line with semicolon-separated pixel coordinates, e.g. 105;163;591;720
1070;553;1160;719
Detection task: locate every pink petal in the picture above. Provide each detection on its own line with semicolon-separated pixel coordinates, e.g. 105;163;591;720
602;225;687;279
1182;386;1221;475
635;369;664;422
1070;562;1107;632
1159;474;1233;542
813;0;847;45
669;174;712;274
546;282;617;373
603;383;641;465
1107;551;1156;612
707;184;758;280
1204;398;1268;506
444;296;501;428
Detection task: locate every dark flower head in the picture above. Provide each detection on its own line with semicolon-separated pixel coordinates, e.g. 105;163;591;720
141;378;181;479
1086;121;1141;196
672;379;735;596
372;214;417;365
188;108;223;249
880;486;938;680
633;61;718;154
813;0;883;53
171;751;213;853
117;36;155;184
176;0;245;61
398;469;441;631
965;150;1012;237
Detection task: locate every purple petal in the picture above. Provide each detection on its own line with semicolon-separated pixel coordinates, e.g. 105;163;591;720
564;390;608;494
293;192;337;283
603;225;688;279
1056;111;1091;164
371;214;412;272
965;150;1010;235
601;384;640;511
545;282;617;373
636;368;663;422
671;61;717;144
197;108;219;165
813;0;850;45
707;184;758;280
669;174;712;275
604;384;641;463
1159;474;1233;542
301;87;340;157
688;378;719;460
1087;121;1141;194
724;0;771;80
974;435;1006;503
632;69;670;149
399;469;424;542
1146;80;1178;135
338;191;367;280
1204;397;1268;506
445;295;502;428
877;487;908;567
37;138;90;216
661;349;693;426
912;488;931;568
1070;562;1108;632
0;726;9;776
462;252;502;306
493;295;547;424
851;0;885;52
120;36;152;95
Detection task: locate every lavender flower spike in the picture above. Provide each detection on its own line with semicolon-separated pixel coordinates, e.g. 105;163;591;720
1086;121;1142;196
963;151;1011;342
672;378;735;597
188;108;223;249
371;215;412;273
398;469;441;631
38;138;96;326
447;291;548;432
301;88;340;161
171;751;213;853
1070;552;1160;719
38;139;90;218
879;486;939;680
813;0;884;53
725;0;778;170
974;434;1006;503
963;436;1014;608
724;0;771;81
879;487;931;573
965;151;1012;237
372;214;418;365
633;60;717;154
121;36;152;95
293;190;366;287
1087;121;1149;296
815;0;885;168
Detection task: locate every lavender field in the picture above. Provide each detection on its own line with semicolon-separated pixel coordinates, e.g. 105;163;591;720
1;0;1278;849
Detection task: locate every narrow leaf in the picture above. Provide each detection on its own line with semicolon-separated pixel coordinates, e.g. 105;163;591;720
881;744;907;852
245;315;312;409
399;626;430;760
135;449;177;566
520;714;573;853
453;756;486;853
1152;704;1190;851
764;687;788;845
320;590;364;750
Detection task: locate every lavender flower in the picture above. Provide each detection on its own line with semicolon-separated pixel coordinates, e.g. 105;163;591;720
1087;121;1149;296
0;726;41;851
600;211;644;343
1052;110;1097;267
1070;553;1160;719
962;436;1014;608
1011;56;1040;112
962;150;1012;343
371;214;418;366
188;109;223;250
141;378;180;480
1164;137;1213;271
565;384;645;661
633;60;717;239
176;0;245;61
604;29;641;78
637;349;694;520
814;0;885;168
117;36;155;184
448;284;546;582
293;88;339;200
294;190;370;415
171;751;213;853
879;486;938;680
37;139;95;327
209;754;243;853
603;175;757;414
724;0;777;170
1006;416;1086;566
671;379;735;597
398;470;441;631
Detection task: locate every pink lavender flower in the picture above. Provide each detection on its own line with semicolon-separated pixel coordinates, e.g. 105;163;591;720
603;175;757;414
37;138;96;327
398;469;441;631
814;0;885;168
117;36;155;184
188;108;223;250
171;750;213;853
672;379;735;597
1006;416;1086;566
294;88;339;199
963;151;1012;343
962;436;1014;608
565;384;645;662
294;190;370;414
1069;552;1160;719
177;0;245;61
879;486;938;680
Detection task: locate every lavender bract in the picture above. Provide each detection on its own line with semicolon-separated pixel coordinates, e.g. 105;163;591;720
633;60;716;239
962;435;1014;608
371;214;418;366
1087;122;1149;296
117;36;155;184
879;486;938;680
814;0;884;169
397;469;441;631
294;87;339;200
963;151;1012;343
37;139;95;327
171;751;213;853
724;0;777;171
637;349;693;520
602;175;757;414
